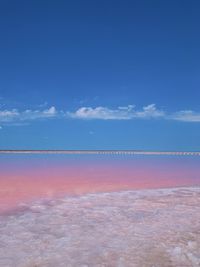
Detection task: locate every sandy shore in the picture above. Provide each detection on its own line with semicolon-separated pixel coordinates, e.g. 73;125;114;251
0;186;200;267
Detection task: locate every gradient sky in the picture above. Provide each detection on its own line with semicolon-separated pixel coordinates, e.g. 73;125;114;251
0;0;200;150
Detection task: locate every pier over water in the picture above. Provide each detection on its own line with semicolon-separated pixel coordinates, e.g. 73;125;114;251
0;150;200;156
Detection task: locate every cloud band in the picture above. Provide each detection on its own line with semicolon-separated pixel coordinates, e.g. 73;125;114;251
1;104;200;128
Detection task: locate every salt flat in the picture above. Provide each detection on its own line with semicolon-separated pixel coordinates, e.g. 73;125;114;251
0;187;200;267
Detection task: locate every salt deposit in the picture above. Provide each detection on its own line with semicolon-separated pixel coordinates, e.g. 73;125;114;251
0;187;200;267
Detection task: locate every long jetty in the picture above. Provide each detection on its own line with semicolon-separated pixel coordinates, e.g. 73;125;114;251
0;150;199;156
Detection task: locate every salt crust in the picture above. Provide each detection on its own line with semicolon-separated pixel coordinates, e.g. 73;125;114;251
0;187;200;267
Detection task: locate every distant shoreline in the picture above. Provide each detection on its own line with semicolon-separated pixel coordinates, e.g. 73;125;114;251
0;150;199;155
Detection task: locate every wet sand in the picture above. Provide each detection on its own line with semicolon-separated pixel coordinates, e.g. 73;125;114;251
0;186;200;267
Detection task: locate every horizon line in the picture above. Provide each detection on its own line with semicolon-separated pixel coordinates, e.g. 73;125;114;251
0;149;199;155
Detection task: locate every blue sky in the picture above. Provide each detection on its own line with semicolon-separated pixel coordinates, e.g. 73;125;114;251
0;0;200;150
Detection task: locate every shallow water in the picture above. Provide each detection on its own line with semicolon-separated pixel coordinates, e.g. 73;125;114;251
0;154;200;213
0;154;200;266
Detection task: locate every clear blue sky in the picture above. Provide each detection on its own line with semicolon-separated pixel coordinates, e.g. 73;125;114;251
0;0;200;150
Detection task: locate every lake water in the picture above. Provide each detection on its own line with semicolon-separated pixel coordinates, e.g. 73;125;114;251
0;154;199;214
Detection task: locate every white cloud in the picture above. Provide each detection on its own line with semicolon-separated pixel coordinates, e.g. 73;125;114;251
68;104;200;122
67;104;165;120
45;106;56;115
171;110;200;122
22;106;57;120
0;109;19;122
0;106;57;124
1;104;200;126
135;104;165;118
68;106;133;120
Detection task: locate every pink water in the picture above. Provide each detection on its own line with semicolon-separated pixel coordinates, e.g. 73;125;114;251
0;154;200;214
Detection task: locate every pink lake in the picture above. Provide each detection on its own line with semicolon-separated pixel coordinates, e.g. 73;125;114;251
0;154;200;214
